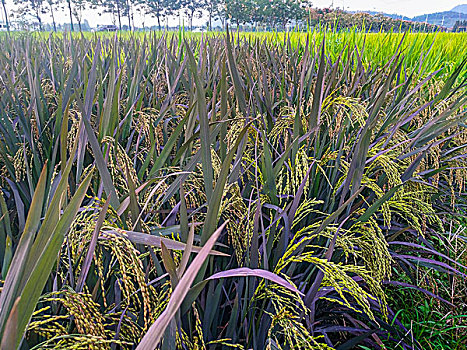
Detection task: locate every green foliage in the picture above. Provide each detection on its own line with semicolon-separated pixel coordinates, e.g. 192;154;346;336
224;0;308;28
306;8;441;32
0;31;466;350
136;0;181;30
453;20;467;33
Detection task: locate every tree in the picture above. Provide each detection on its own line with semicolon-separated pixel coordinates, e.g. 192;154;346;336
70;0;87;31
453;20;467;32
263;0;306;28
225;0;253;27
14;0;45;31
202;0;222;30
1;0;10;32
250;0;268;27
183;0;203;30
223;0;308;29
137;0;180;30
125;0;133;30
65;0;74;31
90;0;130;30
46;0;62;31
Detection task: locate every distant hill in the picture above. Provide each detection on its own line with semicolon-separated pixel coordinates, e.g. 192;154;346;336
361;8;467;29
333;5;467;30
354;4;467;29
412;11;467;28
363;11;411;21
452;4;467;13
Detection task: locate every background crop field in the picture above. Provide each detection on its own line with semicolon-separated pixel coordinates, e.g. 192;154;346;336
9;30;467;76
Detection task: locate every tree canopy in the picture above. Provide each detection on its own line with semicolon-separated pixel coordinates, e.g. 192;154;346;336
3;0;445;32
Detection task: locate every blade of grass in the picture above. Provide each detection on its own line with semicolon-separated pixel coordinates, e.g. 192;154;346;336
136;221;227;350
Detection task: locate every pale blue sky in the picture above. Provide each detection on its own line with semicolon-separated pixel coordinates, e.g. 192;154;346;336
313;0;464;17
0;0;465;27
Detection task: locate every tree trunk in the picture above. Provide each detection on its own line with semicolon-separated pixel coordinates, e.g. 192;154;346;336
190;8;196;30
208;11;212;30
49;1;57;32
67;0;74;31
36;7;43;31
157;14;161;31
1;0;9;32
116;1;122;30
126;0;132;30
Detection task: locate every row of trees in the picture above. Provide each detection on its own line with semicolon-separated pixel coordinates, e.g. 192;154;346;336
0;0;310;32
5;0;139;32
453;20;467;32
223;0;309;28
1;0;447;33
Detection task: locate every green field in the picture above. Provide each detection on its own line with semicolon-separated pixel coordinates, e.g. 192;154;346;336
247;31;467;69
0;31;466;349
13;30;467;74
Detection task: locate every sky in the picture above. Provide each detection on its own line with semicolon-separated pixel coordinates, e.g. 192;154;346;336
0;0;465;28
312;0;464;17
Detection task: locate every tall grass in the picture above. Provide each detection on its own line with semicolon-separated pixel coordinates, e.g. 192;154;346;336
0;30;466;349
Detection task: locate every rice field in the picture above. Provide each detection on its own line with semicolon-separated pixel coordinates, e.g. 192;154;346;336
247;31;467;72
0;30;466;349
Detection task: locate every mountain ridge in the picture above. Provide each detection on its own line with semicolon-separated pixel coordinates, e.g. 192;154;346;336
452;4;467;13
359;5;467;28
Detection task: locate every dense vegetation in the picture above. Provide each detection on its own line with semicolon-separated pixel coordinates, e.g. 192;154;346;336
454;20;467;32
0;31;466;349
305;9;440;33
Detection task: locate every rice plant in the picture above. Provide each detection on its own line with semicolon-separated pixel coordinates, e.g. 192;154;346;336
0;30;466;349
